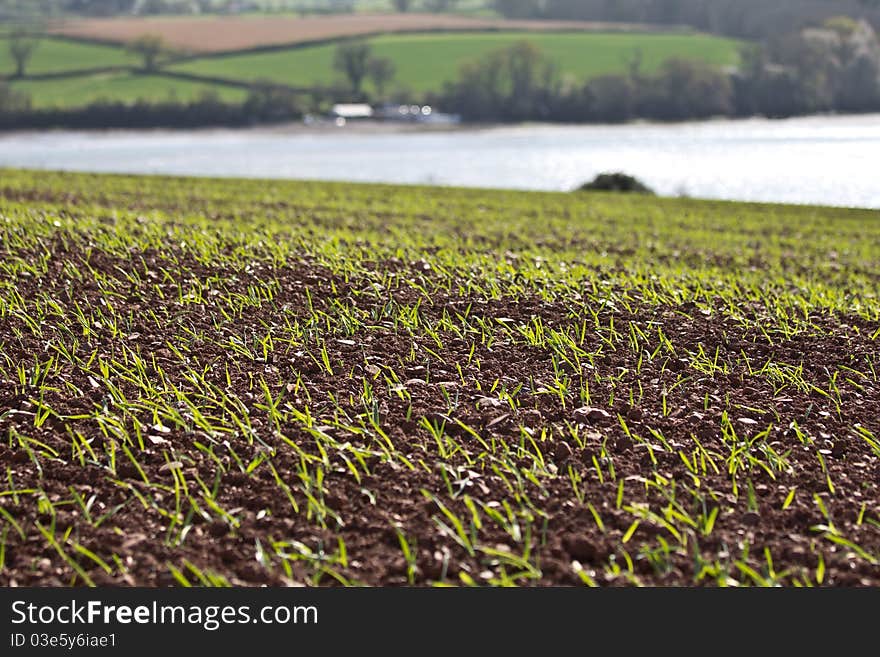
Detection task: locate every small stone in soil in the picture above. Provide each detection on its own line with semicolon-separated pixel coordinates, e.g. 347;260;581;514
574;406;612;423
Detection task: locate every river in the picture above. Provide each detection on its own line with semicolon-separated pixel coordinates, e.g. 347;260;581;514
1;113;879;209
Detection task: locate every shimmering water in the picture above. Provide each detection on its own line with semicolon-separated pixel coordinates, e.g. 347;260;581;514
2;113;878;208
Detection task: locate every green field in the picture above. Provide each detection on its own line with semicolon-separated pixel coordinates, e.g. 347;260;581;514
0;36;135;77
0;169;878;587
9;73;247;108
2;30;741;108
172;31;743;93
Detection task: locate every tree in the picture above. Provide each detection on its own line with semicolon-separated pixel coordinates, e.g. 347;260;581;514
837;53;880;110
649;58;734;119
333;41;372;95
492;0;540;19
425;0;459;11
244;82;303;122
392;0;412;11
769;33;837;112
367;56;396;98
822;19;880;110
136;0;204;14
62;0;139;16
441;41;562;121
584;74;636;121
128;34;166;72
824;15;860;38
9;29;39;78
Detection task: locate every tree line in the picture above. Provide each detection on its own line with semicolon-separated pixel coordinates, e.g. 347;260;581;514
492;1;880;38
3;0;880;32
0;0;465;19
436;16;880;122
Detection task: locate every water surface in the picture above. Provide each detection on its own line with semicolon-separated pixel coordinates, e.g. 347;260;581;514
1;114;878;208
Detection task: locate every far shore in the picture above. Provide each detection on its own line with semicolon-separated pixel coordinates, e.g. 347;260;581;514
2;111;879;138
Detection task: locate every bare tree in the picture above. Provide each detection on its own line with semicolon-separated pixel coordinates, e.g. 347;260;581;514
128;34;166;72
333;41;372;95
9;29;39;78
367;56;396;98
426;0;459;11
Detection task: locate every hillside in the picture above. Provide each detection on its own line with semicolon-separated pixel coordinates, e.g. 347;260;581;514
48;13;658;53
4;21;739;109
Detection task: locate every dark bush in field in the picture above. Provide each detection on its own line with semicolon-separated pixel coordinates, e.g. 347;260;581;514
578;172;655;194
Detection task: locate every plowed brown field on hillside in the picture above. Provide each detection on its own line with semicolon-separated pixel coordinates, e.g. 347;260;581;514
49;13;649;53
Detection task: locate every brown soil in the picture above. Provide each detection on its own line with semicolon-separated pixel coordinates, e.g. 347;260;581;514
0;235;878;587
49;14;652;53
